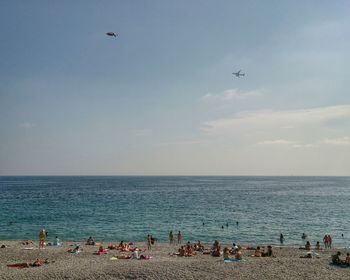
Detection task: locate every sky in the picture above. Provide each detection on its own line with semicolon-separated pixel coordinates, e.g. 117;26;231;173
1;0;350;176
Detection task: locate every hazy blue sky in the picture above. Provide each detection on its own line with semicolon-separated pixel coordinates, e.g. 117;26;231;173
1;0;350;175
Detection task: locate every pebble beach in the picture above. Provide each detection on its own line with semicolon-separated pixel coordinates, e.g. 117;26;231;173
0;241;349;280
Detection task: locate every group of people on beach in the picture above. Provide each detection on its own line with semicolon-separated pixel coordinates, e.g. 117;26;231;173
332;251;350;266
168;231;182;245
39;229;62;248
4;227;350;272
172;239;274;261
323;234;333;249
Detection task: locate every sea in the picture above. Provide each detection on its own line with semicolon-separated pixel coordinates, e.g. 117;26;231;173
0;176;349;247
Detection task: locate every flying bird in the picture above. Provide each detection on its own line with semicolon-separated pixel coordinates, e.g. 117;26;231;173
106;32;118;37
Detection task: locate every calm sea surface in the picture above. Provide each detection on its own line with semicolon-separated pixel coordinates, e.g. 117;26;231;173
0;176;349;247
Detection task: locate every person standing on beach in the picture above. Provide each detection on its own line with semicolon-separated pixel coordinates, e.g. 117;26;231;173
177;231;182;244
147;234;151;250
169;231;174;245
323;234;328;248
39;229;46;249
328;235;332;249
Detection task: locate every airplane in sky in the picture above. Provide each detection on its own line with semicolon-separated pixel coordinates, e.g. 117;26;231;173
232;70;245;78
106;32;118;37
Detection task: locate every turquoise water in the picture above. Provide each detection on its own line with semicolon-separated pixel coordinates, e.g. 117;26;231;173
0;176;349;247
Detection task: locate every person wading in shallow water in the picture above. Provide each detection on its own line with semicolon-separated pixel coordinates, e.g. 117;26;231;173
280;233;285;244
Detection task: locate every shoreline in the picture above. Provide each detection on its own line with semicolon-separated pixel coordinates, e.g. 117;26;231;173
0;240;349;280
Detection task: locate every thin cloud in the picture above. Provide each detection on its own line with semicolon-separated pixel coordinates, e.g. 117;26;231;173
156;139;210;147
256;140;316;149
322;137;350;146
202;104;350;136
257;139;296;146
201;104;350;151
19;122;36;129
133;129;152;137
202;88;263;102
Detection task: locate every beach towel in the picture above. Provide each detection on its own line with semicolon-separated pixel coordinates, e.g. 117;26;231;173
7;263;29;269
110;256;118;260
224;259;241;263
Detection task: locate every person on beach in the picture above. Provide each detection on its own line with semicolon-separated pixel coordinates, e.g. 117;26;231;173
169;231;174;245
53;236;61;246
7;258;51;269
332;251;343;265
230;243;239;254
150;235;156;245
86;236;95;245
328;235;332;248
254;246;262;257
131;248;139;259
346;253;350;265
223;247;230;259
315;241;321;250
67;245;80;253
211;240;221;257
118;240;124;248
185;242;196;256
194;240;204;251
305;241;311;251
323;235;328;248
235;246;242;260
39;229;46;249
223;247;235;260
178;246;185;257
147;235;152;250
177;231;182;244
280;233;284;244
262;245;273;257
